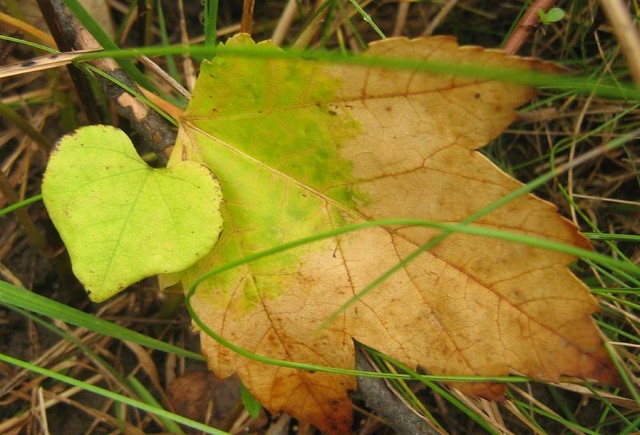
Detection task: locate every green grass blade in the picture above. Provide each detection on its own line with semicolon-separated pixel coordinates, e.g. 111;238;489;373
156;0;181;81
186;216;638;377
128;375;185;434
0;280;203;361
0;352;226;434
203;0;219;49
72;44;640;101
0;194;42;217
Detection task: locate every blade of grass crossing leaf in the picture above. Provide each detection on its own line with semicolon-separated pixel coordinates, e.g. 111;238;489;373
0;353;227;434
184;218;639;341
128;375;185;434
188;218;635;380
0;280;204;361
72;44;640;101
61;0;157;92
186;285;532;382
318;127;640;329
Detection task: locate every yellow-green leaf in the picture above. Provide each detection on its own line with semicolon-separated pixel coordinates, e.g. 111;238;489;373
42;125;223;302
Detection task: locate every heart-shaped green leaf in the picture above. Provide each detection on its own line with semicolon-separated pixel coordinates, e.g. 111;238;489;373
42;125;223;302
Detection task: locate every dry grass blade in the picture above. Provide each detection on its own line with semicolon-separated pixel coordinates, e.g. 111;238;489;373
598;0;640;85
0;49;101;79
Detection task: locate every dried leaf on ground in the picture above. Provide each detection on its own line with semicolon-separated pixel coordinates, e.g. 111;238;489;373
176;35;615;434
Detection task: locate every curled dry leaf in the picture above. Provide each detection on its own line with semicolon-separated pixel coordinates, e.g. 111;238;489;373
175;35;617;433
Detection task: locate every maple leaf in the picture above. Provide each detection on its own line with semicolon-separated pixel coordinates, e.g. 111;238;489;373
176;35;616;433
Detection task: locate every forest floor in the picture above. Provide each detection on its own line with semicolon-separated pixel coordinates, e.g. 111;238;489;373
1;0;639;434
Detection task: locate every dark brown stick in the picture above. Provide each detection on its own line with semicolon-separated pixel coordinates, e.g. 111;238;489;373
502;0;555;55
36;0;101;124
355;344;437;435
36;0;175;162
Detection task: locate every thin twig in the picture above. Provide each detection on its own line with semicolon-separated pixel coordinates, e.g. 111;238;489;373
355;344;438;435
502;0;554;55
598;0;640;86
241;0;255;35
36;0;101;124
36;0;175;161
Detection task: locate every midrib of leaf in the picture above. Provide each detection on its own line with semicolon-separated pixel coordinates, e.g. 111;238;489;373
98;170;149;291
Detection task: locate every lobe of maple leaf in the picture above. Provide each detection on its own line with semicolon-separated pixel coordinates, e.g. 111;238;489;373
176;34;617;434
